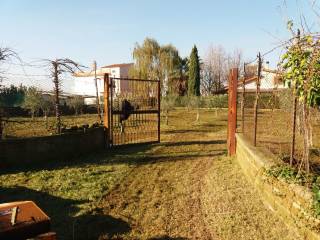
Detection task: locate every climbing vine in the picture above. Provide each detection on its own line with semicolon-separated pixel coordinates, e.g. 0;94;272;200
280;33;320;107
280;24;320;172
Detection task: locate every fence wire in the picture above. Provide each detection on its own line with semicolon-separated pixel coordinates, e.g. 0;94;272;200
1;73;102;139
237;68;320;168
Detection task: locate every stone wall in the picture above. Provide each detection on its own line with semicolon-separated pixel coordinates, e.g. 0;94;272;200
0;127;107;168
236;133;320;240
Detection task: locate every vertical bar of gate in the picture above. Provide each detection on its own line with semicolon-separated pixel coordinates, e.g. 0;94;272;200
253;53;262;146
227;68;238;156
103;73;110;147
157;80;161;143
110;77;114;146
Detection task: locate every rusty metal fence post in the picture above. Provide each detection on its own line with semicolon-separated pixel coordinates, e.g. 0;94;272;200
253;53;262;146
227;68;238;156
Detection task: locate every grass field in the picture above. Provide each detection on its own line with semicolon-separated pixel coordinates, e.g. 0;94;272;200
2;114;101;138
0;109;301;239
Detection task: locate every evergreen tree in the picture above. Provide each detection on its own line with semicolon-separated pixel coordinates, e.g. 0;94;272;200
188;45;201;96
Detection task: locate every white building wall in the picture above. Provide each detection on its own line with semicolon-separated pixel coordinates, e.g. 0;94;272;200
240;71;286;91
73;77;104;96
72;65;131;104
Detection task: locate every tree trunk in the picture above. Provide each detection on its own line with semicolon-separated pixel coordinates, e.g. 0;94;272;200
196;109;199;122
302;100;311;173
218;71;221;91
44;112;48;129
166;110;168;125
290;93;297;166
309;109;313;148
53;62;61;134
0;109;3;140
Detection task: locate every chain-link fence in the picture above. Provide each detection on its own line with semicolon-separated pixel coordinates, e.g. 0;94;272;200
237;67;320;169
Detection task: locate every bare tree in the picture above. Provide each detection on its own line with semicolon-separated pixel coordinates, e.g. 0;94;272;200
43;59;84;134
0;47;19;139
227;48;243;72
202;45;232;95
201;57;215;95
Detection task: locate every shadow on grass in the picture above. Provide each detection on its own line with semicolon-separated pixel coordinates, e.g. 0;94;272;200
148;236;188;240
0;143;153;174
0;186;131;240
114;152;227;165
159;140;226;147
162;127;225;135
1;137;228;175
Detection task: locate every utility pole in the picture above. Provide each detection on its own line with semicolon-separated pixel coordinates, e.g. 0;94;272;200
93;61;102;123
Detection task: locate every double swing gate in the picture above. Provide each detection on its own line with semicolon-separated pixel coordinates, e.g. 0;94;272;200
105;75;160;147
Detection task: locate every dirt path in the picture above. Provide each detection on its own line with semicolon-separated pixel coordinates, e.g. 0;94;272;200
100;109;301;240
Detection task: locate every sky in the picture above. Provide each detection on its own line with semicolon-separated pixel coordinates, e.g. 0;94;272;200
0;0;319;92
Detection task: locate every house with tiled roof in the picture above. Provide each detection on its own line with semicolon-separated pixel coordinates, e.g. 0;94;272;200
220;64;285;94
237;67;286;92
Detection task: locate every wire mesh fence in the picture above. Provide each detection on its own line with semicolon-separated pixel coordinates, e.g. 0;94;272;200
0;74;103;139
237;66;320;169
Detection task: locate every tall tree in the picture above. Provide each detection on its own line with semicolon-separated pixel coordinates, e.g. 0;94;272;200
159;44;182;94
130;38;186;95
202;45;227;95
201;45;243;95
188;45;201;96
130;38;161;80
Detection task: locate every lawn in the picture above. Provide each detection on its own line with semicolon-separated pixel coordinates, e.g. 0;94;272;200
2;114;101;138
0;109;300;239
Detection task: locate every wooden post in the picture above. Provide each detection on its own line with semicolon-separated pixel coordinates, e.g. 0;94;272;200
253;53;262;146
93;61;102;124
103;73;110;147
290;90;297;166
227;68;238;156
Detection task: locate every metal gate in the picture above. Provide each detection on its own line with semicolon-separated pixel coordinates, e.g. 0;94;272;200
109;77;160;146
